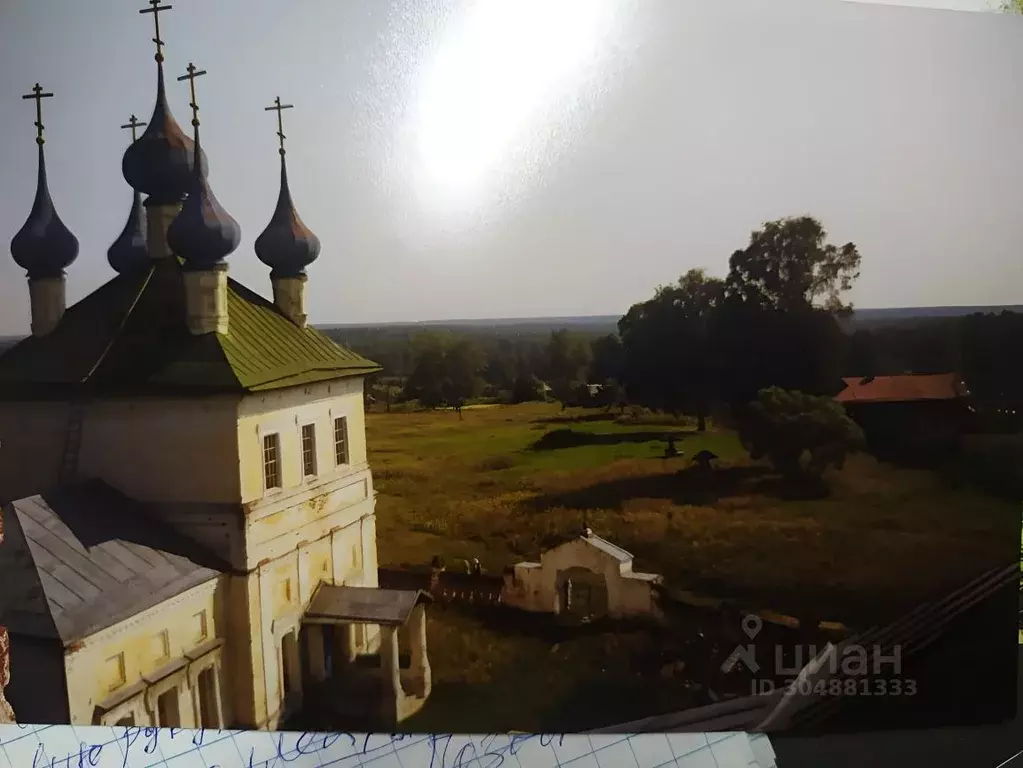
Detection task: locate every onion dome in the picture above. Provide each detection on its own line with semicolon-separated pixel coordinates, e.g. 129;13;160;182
166;128;241;270
11;142;79;279
107;189;149;274
254;152;321;278
121;61;207;205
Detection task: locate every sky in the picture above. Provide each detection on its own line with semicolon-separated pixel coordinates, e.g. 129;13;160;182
0;0;1019;333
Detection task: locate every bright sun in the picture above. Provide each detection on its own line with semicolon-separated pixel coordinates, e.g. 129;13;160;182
405;0;627;224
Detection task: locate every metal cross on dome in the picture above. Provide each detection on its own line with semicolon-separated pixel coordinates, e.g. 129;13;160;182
21;83;53;145
120;114;147;142
177;62;207;127
264;96;294;155
139;0;173;63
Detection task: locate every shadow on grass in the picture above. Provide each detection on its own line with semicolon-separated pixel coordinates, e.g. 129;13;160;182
532;465;829;510
436;601;675;644
531;427;693;451
532;412;620;426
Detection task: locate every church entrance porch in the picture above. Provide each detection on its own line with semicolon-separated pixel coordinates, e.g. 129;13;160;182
298;583;433;729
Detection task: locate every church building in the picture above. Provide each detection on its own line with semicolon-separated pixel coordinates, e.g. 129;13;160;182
0;3;432;731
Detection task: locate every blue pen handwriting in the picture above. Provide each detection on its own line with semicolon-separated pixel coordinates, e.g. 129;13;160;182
13;726;570;768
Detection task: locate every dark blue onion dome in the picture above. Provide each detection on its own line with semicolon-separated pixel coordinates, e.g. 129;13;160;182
254;151;321;278
166;127;241;270
122;60;207;205
107;189;149;274
11;142;79;279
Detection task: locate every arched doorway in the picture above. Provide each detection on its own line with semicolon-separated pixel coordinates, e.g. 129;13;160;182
557;567;609;619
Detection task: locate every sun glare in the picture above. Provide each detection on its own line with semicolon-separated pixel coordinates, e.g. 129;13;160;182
406;0;626;224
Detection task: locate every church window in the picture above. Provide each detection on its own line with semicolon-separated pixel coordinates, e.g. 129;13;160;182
351;543;362;573
263;433;282;490
301;423;317;477
104;653;126;691
333;417;349;466
193;610;208;643
152;630;170;662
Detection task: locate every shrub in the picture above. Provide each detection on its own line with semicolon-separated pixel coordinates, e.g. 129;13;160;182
738;386;865;481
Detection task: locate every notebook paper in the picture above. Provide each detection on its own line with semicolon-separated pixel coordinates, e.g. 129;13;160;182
0;725;777;768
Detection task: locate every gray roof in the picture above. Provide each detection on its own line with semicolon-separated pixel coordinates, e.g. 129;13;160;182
581;533;633;563
305;583;432;626
0;481;224;644
588;689;786;733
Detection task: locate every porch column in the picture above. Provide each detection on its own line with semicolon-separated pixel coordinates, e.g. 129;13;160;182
380;626;401;695
177;682;196;729
343;623;357;663
211;660;225;728
307;625;327;683
377;626;401;725
189;681;201;729
408;605;431;698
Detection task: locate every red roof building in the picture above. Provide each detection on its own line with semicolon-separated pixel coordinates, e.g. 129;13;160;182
835;373;968;405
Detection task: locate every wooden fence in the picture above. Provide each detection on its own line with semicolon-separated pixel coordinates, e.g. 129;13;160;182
378;567;505;606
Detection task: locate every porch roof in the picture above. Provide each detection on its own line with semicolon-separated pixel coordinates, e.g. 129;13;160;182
304;583;433;627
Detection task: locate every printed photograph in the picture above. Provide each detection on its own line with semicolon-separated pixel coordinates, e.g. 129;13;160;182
0;0;1019;737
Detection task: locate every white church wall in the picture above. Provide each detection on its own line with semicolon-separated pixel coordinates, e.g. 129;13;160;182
234;497;378;728
0;400;71;502
236;378;368;505
243;475;374;569
538;538;630;612
501;539;664;621
78;396;242;504
616;575;663;619
222;376;382;729
64;575;222;726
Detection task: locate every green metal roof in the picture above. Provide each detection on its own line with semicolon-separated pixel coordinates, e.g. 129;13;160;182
0;258;379;398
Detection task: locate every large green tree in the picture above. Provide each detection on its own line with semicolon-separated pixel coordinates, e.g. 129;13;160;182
725;216;861;315
619;269;725;430
714;216;857;405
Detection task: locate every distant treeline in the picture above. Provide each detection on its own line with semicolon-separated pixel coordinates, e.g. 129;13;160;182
321;216;1022;419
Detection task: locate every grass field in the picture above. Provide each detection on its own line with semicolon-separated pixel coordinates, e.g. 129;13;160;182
370;402;1018;624
367;402;1018;730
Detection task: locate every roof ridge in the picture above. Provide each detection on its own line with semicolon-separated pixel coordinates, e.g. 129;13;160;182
0;501;61;640
81;266;156;384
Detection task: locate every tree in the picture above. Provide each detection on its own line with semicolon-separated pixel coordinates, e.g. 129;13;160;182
589;334;625;383
738;386;865;482
511;374;546;404
1001;0;1022;12
442;339;486;418
404;333;448;408
595;378;626;412
844;329;879;379
545;330;592;386
483;338;518;392
712;217;858;406
725;216;861;315
619;269;725;430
